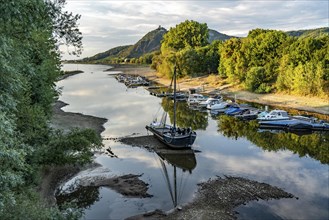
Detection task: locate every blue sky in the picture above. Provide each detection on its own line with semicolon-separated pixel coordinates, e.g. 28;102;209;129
61;0;329;59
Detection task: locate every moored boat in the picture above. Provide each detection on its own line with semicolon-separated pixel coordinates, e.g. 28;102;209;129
198;97;223;108
187;93;207;105
257;109;290;121
146;66;197;149
258;118;329;131
234;109;260;120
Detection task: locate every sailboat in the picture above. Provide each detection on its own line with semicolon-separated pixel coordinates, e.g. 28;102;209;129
145;66;197;149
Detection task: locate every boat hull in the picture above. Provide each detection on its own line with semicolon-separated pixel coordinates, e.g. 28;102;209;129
259;119;329;131
146;125;197;149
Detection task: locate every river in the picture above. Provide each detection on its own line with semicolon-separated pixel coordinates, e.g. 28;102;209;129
58;64;329;220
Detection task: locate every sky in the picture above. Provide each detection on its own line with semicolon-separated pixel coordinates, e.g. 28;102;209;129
60;0;329;60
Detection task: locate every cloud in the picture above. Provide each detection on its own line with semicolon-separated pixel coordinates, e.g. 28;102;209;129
61;0;328;59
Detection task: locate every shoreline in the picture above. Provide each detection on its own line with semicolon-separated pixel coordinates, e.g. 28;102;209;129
110;64;329;118
42;100;152;206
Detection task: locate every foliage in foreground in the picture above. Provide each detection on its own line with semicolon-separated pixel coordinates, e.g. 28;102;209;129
0;0;100;218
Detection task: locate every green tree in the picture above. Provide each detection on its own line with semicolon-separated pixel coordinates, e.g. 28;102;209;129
218;37;242;80
276;35;328;96
157;20;209;77
244;67;271;93
0;0;100;218
161;20;209;52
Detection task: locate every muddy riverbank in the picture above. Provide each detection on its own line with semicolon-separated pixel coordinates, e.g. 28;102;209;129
42;101;152;206
127;175;296;220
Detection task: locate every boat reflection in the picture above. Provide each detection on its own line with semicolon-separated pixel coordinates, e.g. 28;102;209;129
155;149;197;208
161;97;208;130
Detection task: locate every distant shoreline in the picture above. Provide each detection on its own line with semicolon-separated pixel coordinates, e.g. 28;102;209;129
109;64;329;118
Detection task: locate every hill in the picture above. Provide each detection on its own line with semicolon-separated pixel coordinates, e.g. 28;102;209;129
80;45;131;62
286;27;329;38
208;29;235;42
78;27;236;63
77;27;327;64
81;26;167;63
125;26;167;58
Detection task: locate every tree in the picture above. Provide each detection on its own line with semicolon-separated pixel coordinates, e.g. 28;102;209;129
0;0;100;218
161;20;209;52
157;20;209;77
276;35;328;96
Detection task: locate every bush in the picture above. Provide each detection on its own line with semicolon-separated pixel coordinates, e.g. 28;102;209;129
244;67;267;92
36;128;103;166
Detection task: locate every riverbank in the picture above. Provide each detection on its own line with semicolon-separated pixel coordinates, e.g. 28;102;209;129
110;64;329;117
42;100;152;206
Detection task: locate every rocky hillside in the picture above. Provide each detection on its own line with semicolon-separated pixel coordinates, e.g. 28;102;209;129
80;45;131;62
79;27;235;63
126;26;167;58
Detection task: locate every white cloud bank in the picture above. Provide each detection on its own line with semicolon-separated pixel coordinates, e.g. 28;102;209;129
61;0;329;59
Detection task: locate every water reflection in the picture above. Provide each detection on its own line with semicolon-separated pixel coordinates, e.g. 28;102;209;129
56;185;100;210
217;115;329;164
155;149;196;207
161;97;208;130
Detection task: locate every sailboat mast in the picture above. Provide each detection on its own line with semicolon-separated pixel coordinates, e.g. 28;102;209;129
173;66;177;129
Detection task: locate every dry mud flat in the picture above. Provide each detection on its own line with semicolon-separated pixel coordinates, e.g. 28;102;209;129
120;135;296;220
51;100;108;135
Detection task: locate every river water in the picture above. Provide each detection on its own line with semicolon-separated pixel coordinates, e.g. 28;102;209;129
58;64;329;220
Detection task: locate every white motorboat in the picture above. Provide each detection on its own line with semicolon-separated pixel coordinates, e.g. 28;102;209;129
198;97;223;108
257;109;290;121
206;100;233;110
187;93;207;105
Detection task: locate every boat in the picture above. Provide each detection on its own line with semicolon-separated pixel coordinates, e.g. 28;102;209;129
206;100;237;111
187;93;207;105
257;109;290;121
234;109;260;120
224;105;244;115
258;118;329;131
146;66;197;149
198;97;223;108
166;92;188;101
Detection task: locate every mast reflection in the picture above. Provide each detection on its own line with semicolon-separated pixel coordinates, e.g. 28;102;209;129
155;148;197;207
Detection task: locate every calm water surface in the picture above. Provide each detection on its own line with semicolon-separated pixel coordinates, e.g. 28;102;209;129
59;64;329;220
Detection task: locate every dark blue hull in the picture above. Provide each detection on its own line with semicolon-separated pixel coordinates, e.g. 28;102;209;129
146;125;197;149
259;119;329;131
